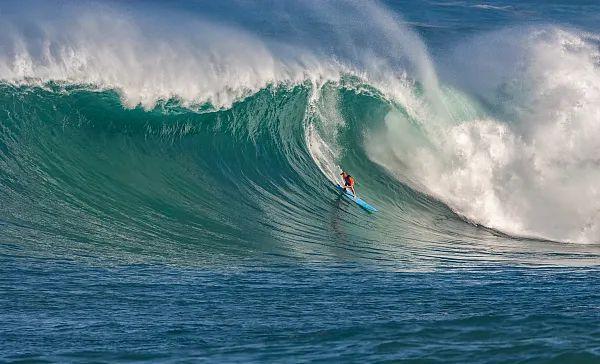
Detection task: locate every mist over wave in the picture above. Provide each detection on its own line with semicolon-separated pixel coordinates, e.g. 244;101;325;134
0;0;434;110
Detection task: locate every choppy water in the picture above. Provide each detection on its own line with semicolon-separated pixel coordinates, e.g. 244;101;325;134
1;0;600;362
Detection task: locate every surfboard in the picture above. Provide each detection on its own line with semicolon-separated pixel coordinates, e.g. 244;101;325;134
335;184;377;212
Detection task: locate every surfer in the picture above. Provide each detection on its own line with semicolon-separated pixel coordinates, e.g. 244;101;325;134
340;171;356;197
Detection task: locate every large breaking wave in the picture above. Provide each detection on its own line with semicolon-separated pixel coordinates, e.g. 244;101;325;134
1;0;600;267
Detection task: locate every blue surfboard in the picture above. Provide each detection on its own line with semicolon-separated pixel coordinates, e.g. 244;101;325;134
335;184;377;212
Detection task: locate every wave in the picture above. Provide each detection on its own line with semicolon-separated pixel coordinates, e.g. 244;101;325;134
1;0;600;267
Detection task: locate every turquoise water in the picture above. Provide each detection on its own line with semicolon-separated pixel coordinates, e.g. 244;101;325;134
1;1;600;362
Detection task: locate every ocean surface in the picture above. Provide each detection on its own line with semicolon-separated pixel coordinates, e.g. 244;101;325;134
1;0;600;362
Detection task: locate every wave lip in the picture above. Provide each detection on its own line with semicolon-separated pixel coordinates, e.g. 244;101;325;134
0;0;440;112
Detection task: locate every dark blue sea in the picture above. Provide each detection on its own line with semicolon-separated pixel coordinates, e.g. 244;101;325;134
1;1;599;362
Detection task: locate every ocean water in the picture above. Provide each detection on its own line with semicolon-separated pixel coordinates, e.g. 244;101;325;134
1;0;599;362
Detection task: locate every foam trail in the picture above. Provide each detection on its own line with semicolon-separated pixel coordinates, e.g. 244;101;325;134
305;83;347;184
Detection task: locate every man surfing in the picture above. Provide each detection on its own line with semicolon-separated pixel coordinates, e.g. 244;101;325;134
340;171;356;197
336;171;377;212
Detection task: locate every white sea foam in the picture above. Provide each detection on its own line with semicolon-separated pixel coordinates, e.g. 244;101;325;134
368;27;600;243
471;4;512;11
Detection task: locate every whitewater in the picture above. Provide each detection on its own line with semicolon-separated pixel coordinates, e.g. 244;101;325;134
1;1;599;362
